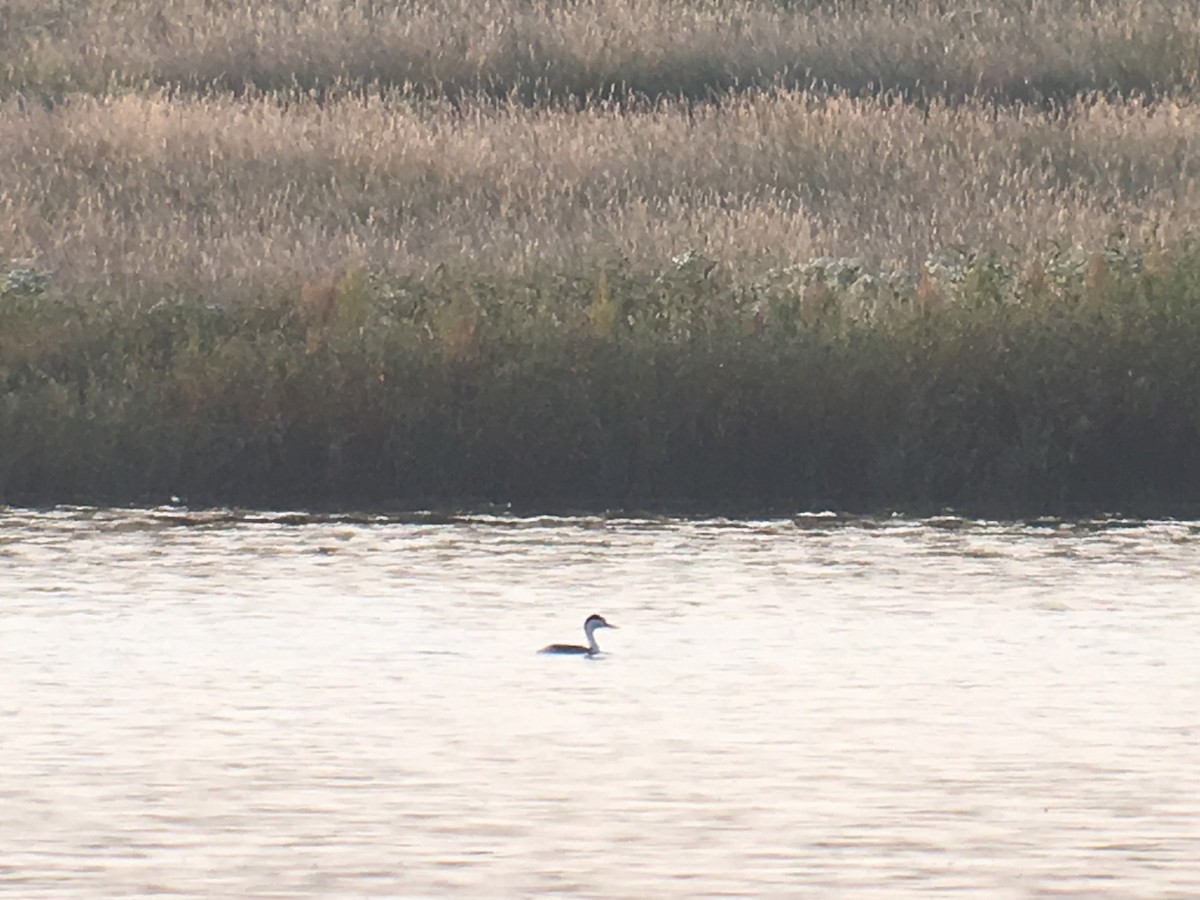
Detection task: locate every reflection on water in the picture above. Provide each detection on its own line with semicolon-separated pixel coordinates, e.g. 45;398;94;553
2;508;1199;897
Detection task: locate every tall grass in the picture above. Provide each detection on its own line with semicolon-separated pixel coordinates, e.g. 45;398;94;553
3;0;1199;104
4;241;1200;511
4;90;1200;298
4;1;1200;512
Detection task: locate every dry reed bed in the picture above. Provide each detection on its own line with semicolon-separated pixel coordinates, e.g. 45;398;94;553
4;89;1200;298
4;0;1200;511
4;0;1199;103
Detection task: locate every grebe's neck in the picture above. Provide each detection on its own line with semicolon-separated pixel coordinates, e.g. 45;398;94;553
584;620;601;653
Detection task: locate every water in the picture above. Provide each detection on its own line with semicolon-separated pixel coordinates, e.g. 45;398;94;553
2;508;1199;898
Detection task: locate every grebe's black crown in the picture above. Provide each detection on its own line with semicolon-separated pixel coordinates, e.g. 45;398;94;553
585;614;608;626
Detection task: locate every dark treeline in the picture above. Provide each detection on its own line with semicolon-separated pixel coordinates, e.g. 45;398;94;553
3;245;1199;515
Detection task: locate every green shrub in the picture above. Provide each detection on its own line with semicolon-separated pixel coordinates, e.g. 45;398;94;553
3;243;1199;514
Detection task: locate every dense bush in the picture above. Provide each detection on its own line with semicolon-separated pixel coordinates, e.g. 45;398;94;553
3;243;1199;513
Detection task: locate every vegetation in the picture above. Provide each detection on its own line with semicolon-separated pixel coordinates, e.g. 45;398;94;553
2;0;1199;513
5;90;1200;298
4;0;1199;104
4;242;1200;512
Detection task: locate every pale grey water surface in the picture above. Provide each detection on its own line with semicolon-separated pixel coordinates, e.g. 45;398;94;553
2;508;1199;898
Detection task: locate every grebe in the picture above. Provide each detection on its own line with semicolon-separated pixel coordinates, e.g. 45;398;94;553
539;614;617;656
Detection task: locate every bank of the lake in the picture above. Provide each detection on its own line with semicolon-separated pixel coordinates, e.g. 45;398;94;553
3;242;1200;514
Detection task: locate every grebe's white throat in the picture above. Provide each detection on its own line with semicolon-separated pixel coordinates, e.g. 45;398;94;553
539;614;617;656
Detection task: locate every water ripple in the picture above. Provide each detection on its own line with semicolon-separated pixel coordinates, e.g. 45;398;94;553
1;508;1199;896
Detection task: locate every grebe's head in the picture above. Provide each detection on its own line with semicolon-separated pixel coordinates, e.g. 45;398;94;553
584;613;616;632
